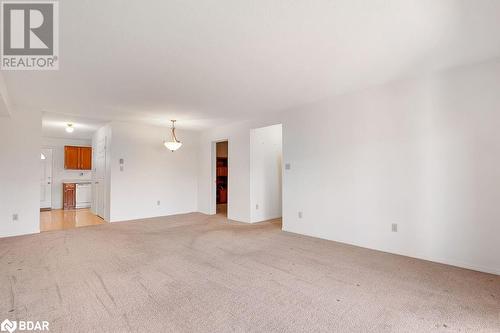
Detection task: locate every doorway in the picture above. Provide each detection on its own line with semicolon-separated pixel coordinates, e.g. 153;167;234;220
215;141;228;216
40;148;53;210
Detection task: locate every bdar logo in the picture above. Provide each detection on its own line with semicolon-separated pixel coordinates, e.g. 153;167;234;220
0;319;49;332
0;319;17;333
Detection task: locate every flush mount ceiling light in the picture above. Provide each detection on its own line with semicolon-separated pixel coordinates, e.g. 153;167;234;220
65;123;74;133
164;120;182;152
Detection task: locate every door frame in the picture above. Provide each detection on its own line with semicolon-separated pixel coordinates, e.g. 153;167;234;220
40;148;54;210
211;139;229;215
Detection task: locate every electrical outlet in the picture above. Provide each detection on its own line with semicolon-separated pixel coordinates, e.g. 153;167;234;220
298;211;303;219
285;163;291;170
392;223;398;232
12;214;18;221
157;200;161;206
256;204;259;210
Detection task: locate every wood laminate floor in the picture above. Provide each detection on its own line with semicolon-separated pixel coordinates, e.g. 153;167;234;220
40;208;105;232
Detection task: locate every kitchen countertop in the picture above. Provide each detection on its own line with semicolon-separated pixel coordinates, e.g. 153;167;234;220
62;180;93;184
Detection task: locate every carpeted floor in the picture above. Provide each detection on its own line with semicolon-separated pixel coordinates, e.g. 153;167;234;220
0;213;498;332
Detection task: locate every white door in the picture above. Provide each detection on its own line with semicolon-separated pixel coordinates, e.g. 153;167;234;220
95;137;106;179
93;137;106;218
40;149;53;209
91;181;98;215
96;181;105;218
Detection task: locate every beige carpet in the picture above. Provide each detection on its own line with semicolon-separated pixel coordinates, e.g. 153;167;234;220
0;213;498;332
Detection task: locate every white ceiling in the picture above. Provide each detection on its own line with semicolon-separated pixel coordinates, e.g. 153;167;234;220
4;0;500;131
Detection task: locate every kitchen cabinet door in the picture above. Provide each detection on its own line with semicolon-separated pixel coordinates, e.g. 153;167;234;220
64;146;80;169
79;147;92;170
64;146;92;170
63;183;76;209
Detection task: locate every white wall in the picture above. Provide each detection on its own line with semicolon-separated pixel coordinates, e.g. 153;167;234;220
250;124;282;222
41;137;92;209
282;59;500;274
108;122;199;222
0;73;12;117
0;109;41;238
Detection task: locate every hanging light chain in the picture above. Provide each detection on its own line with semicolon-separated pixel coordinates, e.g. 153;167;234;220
171;120;179;143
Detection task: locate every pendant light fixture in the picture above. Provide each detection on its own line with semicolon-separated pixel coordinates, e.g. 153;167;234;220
164;120;182;152
66;123;74;133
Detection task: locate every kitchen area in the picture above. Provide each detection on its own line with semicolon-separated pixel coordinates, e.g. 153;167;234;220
40;137;105;232
62;146;93;210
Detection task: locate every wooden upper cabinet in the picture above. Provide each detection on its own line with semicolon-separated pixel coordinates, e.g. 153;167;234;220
64;146;92;170
64;146;80;169
79;147;92;170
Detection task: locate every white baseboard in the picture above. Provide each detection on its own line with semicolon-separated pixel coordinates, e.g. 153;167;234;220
283;226;500;276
